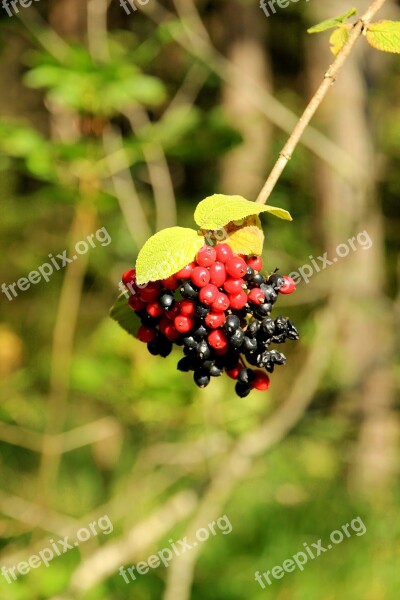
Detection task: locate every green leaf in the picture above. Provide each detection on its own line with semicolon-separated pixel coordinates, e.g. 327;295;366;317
366;21;400;54
110;293;140;337
225;216;265;255
307;8;357;34
136;227;204;285
329;27;350;55
194;194;292;230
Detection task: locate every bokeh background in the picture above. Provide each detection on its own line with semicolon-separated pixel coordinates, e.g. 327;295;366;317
0;0;399;599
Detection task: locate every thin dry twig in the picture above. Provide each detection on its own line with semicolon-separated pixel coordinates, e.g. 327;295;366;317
256;0;388;204
102;126;152;246
68;491;198;594
123;106;178;230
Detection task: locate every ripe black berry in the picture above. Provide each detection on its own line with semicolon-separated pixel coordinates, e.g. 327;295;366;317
267;273;285;290
193;324;208;340
180;281;199;299
177;356;193;372
238;368;256;385
235;381;252;398
194;369;211;388
183;336;198;350
224;314;241;334
195;303;210;318
230;329;245;348
247;320;260;337
197;340;211;360
159;291;175;309
255;303;272;318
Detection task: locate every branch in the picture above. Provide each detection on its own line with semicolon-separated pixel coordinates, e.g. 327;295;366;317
256;0;388;204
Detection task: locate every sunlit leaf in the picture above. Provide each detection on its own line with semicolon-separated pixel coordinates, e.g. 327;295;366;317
307;8;357;34
194;194;292;230
366;21;400;54
329;27;350;55
136;227;204;285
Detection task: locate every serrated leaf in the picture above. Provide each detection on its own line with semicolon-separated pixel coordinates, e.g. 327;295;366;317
136;227;204;285
194;194;292;230
307;8;357;34
110;293;140;337
225;215;264;255
366;21;400;54
329;27;349;55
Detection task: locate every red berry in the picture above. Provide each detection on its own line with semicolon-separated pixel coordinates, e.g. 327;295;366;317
247;256;263;271
199;284;219;305
128;295;145;311
176;262;196;279
146;302;164;318
179;299;195;316
122;269;136;287
140;282;161;303
159;316;170;334
225;256;247;279
197;245;217;267
215;243;234;263
226;365;241;379
165;324;181;341
280;276;297;294
209;262;227;287
205;312;226;329
248;288;265;305
252;370;271;391
223;278;244;294
208;329;228;350
174;315;195;333
211;292;230;313
165;304;180;321
162;275;179;291
137;326;157;343
191;266;210;287
229;290;248;310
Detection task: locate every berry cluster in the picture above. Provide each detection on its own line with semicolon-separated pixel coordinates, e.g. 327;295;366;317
122;244;299;397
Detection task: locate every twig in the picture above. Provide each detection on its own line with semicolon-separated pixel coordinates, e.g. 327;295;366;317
123;106;178;230
102;126;152;246
68;491;198;594
256;0;388;204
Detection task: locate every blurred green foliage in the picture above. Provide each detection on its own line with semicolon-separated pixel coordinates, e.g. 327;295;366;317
0;1;399;600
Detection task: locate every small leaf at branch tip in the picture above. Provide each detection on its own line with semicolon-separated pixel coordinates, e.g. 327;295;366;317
366;21;400;54
110;293;140;337
194;193;292;230
136;226;204;285
307;8;357;34
329;27;350;55
225;215;265;255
